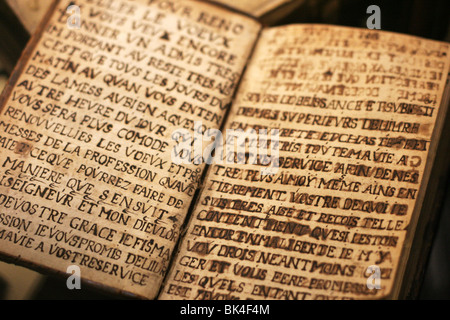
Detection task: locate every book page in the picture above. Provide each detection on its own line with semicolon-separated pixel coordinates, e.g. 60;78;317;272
0;0;260;299
6;0;54;33
210;0;302;18
6;0;302;35
160;25;450;300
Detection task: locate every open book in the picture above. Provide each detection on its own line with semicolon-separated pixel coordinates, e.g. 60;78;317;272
0;0;449;300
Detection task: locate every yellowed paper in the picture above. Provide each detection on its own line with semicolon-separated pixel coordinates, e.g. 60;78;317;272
6;0;53;33
161;25;450;300
211;0;300;17
0;0;260;299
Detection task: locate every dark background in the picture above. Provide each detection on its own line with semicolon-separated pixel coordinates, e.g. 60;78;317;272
0;0;449;300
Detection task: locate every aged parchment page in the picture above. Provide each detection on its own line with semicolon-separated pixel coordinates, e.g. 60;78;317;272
0;0;260;299
210;0;302;18
6;0;53;33
160;25;450;300
6;0;301;35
